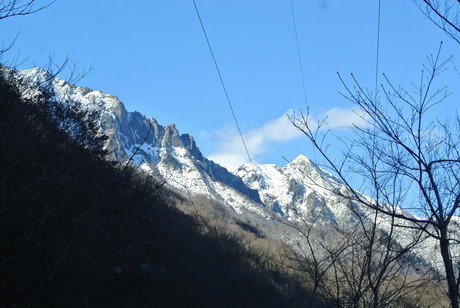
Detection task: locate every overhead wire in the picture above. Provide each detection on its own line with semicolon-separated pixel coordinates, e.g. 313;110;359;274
192;0;255;168
290;0;309;109
375;0;382;98
290;0;320;165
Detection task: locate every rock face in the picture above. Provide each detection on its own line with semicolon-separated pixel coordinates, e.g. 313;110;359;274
233;155;368;227
17;68;263;214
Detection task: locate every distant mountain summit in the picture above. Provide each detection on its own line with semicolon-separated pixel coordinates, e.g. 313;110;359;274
233;154;370;227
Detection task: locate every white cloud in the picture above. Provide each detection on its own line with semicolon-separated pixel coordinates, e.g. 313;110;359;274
207;110;301;169
321;107;368;129
207;107;366;169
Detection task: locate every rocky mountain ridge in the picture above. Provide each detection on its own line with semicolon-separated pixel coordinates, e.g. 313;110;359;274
13;68;424;227
17;68;265;213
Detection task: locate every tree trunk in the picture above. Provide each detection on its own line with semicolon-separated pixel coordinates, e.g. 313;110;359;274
440;227;459;308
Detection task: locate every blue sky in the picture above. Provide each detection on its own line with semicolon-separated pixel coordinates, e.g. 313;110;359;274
2;0;459;169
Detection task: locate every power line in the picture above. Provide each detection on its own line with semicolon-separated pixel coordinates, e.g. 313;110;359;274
192;0;254;168
290;0;309;109
375;0;382;98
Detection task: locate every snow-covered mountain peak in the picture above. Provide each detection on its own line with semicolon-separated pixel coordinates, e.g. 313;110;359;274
289;154;311;164
287;154;342;186
13;68;264;214
17;67;52;83
287;154;324;175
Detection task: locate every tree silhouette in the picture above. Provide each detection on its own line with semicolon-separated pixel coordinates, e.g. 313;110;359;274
291;45;460;307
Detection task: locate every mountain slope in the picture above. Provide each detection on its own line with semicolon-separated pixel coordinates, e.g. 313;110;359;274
0;70;316;307
18;68;265;214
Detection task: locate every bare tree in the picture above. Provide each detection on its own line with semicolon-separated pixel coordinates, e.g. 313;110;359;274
0;0;56;66
414;0;460;44
0;0;55;52
291;45;460;307
280;183;429;307
0;0;55;20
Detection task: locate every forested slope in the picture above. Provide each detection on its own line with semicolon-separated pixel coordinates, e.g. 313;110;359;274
0;70;313;307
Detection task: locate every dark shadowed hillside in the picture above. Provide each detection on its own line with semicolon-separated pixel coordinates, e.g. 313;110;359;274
0;69;319;307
